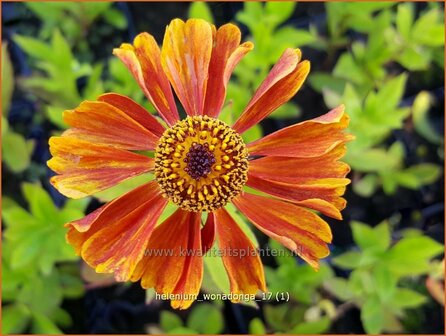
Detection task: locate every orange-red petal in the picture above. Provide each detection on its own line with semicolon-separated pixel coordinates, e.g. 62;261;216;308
204;24;253;118
213;209;266;297
248;144;350;219
249;144;350;183
131;209;203;310
232;48;310;134
233;192;332;269
161;19;213;116
98;93;165;137
247;173;349;218
48;137;154;199
66;181;166;282
63;100;160;150
113;33;179;126
248;105;353;157
201;213;216;254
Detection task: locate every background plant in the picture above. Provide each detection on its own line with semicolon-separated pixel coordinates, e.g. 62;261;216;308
2;1;444;334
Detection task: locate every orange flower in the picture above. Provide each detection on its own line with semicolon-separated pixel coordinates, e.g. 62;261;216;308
48;19;352;309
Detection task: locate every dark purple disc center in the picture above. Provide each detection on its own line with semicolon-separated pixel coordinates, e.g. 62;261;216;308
184;143;216;180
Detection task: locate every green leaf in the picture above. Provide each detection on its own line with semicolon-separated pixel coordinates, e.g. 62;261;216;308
52;30;73;67
372;265;396;302
346;148;401;173
11;232;46;269
31;312;63;334
59;271;84;298
385;236;443;275
158;202;178;223
322;88;342;109
397;45;430;70
351;221;390;253
103;8;127;29
249;317;266;335
381;171;399;195
83;2;112;22
2;115;9;136
160;311;183;332
204;246;231;294
268;239;295;267
264;304;297;331
272;27;317;55
324;278;354;301
412;92;443;144
291;317;331;334
2;203;39;232
2;304;31;334
64;198;90;212
412;9;445;47
242;123;262;144
269;102;301;119
333;52;368;85
396;3;414;40
2;132;34;173
18;271;63;314
187;304;224;334
82;63;104;100
188;2;213;23
2;43;14;116
332;251;362;269
265;2;296;25
374;74;407;112
396;164;441;189
22;183;58;221
309;72;347;94
49;307;72;328
361;296;384;334
392;288;427;308
353;174;378;197
46;105;67;129
13;34;52;60
388;236;443;261
168;327;198;335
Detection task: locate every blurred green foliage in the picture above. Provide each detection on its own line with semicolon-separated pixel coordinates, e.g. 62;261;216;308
2;184;87;334
223;2;318;142
156;303;224;334
24;2;126;57
2;1;444;334
313;2;444;195
2;44;35;173
327;221;442;334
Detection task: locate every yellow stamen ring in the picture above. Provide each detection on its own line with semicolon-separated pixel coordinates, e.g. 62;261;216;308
154;116;248;212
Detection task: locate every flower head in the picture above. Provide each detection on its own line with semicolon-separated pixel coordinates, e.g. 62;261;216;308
48;19;352;309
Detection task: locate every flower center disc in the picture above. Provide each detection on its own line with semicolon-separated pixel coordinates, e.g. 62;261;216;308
155;116;248;212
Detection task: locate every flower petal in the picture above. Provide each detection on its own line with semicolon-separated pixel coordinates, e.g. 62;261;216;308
214;209;266;296
248;105;353;157
63;100;160;150
249;144;350;183
48;137;154;199
131;209;203;310
233;192;332;269
204;24;253;117
248;143;350;220
113;33;179;126
246;173;349;218
66;181;166;282
201;213;216;254
161;19;213;116
232;48;310;134
98;93;165;137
